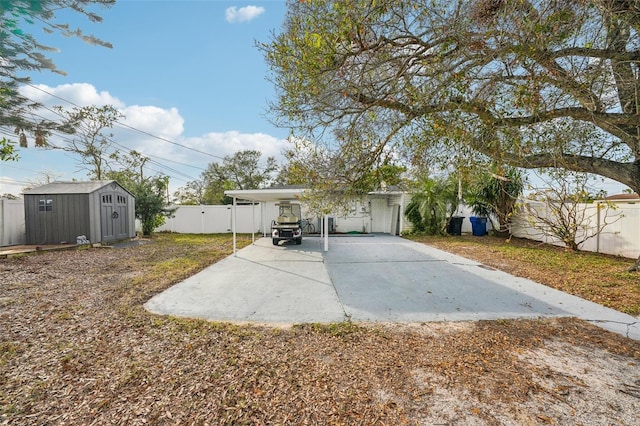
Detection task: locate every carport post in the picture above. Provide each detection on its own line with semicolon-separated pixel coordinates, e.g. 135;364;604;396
323;214;329;252
232;197;237;256
251;201;255;245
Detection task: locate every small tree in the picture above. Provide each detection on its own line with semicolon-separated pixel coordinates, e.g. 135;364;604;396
173;180;208;205
523;172;618;251
180;150;278;205
405;176;458;235
106;151;175;236
467;165;525;237
133;177;174;236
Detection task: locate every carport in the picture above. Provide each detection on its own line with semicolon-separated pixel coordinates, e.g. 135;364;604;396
225;188;332;254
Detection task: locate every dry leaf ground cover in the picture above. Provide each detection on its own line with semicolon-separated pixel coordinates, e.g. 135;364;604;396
1;233;639;425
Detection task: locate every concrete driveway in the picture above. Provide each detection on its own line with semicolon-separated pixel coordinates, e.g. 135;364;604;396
144;235;639;340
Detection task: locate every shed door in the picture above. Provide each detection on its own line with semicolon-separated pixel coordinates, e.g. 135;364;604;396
101;192;129;241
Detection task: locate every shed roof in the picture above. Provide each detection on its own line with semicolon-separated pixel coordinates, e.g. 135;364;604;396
23;180;128;195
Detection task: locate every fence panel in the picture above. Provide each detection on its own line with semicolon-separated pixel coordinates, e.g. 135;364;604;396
0;199;26;246
587;203;640;259
511;200;640;259
156;205;262;234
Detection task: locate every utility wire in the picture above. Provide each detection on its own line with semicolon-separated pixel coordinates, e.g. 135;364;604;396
5;94;204;182
9;83;281;185
23;83;228;161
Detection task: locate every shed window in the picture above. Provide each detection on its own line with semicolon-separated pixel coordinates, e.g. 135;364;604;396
38;198;53;212
117;195;126;204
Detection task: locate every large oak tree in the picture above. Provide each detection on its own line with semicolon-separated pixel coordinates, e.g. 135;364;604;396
262;0;640;269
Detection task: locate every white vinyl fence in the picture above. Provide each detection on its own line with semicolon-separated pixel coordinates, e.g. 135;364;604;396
155;198;413;236
0;198;25;246
155;204;267;234
510;200;640;259
2;197;638;259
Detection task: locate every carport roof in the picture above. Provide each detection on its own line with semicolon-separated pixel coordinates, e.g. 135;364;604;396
225;187;306;203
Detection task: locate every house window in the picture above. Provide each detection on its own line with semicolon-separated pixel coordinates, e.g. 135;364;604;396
38;198;53;212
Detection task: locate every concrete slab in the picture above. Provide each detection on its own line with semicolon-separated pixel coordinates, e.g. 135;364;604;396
144;235;640;340
144;238;346;324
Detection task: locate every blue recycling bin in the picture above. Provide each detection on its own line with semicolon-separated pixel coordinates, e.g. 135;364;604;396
469;216;487;236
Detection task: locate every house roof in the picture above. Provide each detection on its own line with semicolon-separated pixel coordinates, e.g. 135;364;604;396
604;193;639;201
23;180;127;195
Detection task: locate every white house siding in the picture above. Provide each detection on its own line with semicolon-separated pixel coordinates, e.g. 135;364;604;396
329;199;373;234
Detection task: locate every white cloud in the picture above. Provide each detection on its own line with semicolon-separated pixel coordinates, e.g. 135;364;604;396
10;82;289;193
120;105;184;140
19;83;125;109
184;130;288;163
225;5;265;23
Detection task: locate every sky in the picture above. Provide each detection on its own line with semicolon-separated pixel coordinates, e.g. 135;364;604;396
0;0;631;197
0;0;291;196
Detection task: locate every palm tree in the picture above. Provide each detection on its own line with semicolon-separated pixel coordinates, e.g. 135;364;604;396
406;176;458;234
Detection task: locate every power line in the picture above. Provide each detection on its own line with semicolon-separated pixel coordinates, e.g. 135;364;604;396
5;94;205;183
24;83;228;161
10;83;280;184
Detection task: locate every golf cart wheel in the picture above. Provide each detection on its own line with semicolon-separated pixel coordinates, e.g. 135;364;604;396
272;238;278;246
295;238;302;245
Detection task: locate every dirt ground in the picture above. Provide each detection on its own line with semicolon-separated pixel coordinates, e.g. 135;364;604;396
1;236;639;425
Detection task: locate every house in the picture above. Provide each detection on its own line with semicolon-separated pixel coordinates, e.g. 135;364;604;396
23;181;136;245
224;187;413;235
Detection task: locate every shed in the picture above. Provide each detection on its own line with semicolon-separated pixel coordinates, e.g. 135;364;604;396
23;180;136;245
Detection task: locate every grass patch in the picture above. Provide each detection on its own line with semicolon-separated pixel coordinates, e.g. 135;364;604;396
116;233;252;306
297;322;364;338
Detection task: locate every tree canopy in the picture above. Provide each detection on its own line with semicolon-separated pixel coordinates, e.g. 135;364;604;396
262;0;640;195
53;104;123;180
0;0;114;157
174;150;278;205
